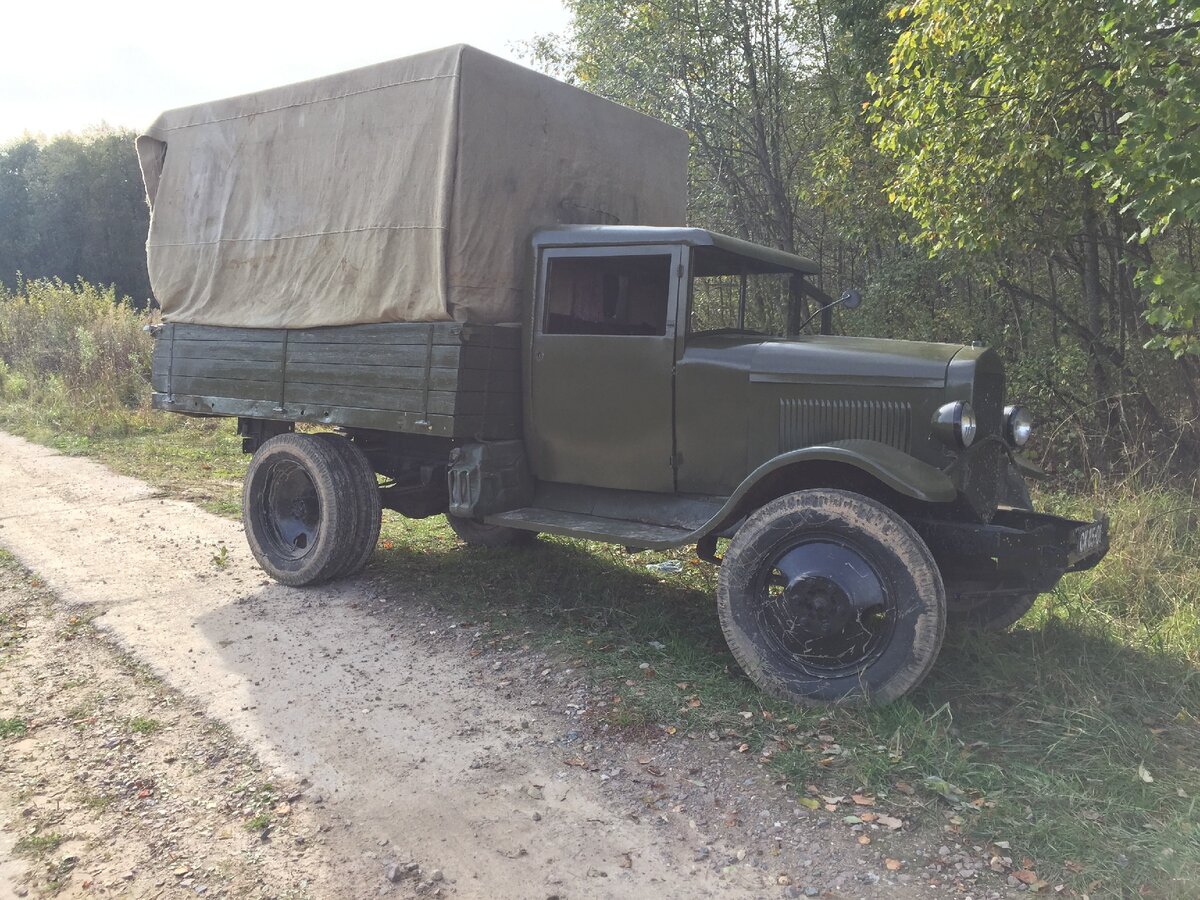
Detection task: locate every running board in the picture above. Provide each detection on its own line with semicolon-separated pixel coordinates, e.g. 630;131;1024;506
483;507;694;549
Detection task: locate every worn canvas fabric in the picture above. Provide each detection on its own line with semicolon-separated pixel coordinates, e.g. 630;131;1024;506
136;45;689;328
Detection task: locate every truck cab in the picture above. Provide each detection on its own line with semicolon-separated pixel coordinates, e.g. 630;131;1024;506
525;225;993;504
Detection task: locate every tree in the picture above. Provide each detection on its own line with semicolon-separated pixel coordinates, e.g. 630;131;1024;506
868;0;1199;463
0;128;151;303
0;138;39;284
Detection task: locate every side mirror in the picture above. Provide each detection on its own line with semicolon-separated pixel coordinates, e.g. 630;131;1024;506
839;289;862;310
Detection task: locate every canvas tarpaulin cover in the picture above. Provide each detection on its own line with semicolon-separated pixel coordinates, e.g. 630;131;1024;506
136;44;689;328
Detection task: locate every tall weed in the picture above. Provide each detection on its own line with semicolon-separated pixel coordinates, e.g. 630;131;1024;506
0;278;159;436
1037;478;1200;662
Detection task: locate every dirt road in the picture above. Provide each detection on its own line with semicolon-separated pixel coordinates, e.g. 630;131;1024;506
0;431;980;899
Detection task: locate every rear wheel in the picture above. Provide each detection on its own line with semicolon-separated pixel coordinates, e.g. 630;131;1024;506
717;489;945;706
243;434;360;585
446;514;536;547
314;433;382;578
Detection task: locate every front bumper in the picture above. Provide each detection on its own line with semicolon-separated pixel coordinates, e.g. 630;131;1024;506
910;509;1110;593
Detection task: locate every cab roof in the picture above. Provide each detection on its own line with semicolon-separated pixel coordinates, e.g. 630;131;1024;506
533;225;821;275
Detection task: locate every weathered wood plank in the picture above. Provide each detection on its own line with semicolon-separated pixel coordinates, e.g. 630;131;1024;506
164;321;522;347
169;357;282;382
152;321;523;438
283;383;520;418
168;376;281;404
281;362;519;394
153;394;520;439
166;324;286;343
287;322;520;347
284;344;518;371
286;324;448;346
169;339;284;363
283;345;426;368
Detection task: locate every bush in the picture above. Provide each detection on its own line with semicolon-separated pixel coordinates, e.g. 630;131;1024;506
0;278;160;437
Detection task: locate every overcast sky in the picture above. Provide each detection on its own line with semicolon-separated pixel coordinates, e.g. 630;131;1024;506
1;0;571;142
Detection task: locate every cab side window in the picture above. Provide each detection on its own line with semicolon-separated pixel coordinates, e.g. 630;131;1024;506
544;254;670;336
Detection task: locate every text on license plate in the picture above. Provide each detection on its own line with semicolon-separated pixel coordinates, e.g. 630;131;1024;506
1076;522;1104;556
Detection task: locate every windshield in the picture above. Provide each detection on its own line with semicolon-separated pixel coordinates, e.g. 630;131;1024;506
688;245;801;337
690;271;795;335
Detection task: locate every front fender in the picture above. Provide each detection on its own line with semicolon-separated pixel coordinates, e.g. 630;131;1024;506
730;439;957;508
682;440;956;549
682;440;956;547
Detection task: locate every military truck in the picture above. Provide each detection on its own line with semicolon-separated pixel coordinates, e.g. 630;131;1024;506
139;45;1108;706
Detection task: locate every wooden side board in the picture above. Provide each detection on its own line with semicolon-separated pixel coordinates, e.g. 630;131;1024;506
151;322;523;439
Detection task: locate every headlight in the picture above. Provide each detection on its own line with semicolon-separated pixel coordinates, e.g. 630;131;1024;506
933;401;977;449
1004;405;1033;447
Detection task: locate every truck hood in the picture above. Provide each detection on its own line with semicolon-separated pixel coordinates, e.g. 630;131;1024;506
749;335;965;388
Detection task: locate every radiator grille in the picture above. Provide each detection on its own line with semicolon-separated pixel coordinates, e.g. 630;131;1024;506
973;371;1006;435
780;399;912;453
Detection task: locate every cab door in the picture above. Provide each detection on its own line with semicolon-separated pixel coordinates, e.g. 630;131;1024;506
527;245;682;493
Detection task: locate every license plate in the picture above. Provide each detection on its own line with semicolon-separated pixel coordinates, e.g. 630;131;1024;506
1075;521;1104;556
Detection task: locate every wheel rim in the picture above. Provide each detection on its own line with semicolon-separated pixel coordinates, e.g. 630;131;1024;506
260;460;321;561
754;533;895;678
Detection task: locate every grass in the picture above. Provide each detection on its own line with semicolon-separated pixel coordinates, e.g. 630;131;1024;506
14;830;65;857
2;279;1198;895
0;717;28;738
244;813;272;832
128;716;161;735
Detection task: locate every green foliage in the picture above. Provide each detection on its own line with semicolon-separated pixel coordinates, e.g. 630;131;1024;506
0;277;153;408
244;812;271;832
0;128;150;303
870;0;1200;355
128;716;161;735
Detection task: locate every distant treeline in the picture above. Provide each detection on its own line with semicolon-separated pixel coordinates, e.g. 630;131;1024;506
0;128;151;303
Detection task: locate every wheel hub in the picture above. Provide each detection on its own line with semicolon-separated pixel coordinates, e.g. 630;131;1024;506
263;461;320;558
780;574;854;638
759;538;893;673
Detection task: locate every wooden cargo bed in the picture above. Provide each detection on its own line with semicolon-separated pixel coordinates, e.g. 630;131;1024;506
151;322;522;439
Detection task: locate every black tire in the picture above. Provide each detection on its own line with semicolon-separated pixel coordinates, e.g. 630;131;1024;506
717;489;945;707
948;465;1038;631
242;433;360;586
314;433;382;578
445;514;537;547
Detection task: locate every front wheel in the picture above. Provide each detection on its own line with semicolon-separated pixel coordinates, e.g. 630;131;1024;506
717;489;945;706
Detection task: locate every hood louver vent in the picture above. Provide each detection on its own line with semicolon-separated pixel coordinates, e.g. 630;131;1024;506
780;399;912;453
